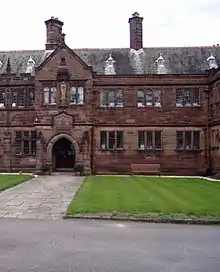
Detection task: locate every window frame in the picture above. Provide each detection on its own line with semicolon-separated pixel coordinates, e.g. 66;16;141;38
69;85;84;105
176;88;200;107
0;89;5;108
100;131;124;150
100;90;124;108
43;84;57;105
176;131;201;151
15;131;37;156
138;131;162;151
137;89;161;107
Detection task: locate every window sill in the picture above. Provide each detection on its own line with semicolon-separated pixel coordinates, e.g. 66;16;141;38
137;104;161;108
175;149;202;153
137;149;163;153
99;148;124;152
100;106;124;108
0;107;35;111
176;104;200;108
15;154;36;157
69;103;85;106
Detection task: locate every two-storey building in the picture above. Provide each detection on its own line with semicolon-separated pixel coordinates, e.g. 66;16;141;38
0;12;220;176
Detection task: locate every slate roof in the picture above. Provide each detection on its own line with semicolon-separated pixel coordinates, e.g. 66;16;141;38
0;46;220;75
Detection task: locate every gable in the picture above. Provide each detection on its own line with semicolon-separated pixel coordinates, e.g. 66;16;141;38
35;43;93;81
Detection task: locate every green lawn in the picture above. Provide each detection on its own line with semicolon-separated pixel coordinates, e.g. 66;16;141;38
67;176;220;220
0;174;33;192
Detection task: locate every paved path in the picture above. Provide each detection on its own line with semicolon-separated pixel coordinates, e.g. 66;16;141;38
0;175;84;219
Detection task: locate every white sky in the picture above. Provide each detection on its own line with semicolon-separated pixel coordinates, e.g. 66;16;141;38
1;0;220;50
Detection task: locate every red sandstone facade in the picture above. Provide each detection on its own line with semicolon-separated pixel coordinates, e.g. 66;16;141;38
0;13;220;176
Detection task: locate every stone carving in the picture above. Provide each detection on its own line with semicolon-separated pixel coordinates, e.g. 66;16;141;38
60;81;67;104
54;112;73;129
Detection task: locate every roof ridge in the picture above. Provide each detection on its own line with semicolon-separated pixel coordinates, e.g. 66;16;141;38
0;46;219;53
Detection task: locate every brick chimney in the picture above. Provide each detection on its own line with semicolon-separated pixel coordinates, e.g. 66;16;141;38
45;17;65;50
128;12;143;50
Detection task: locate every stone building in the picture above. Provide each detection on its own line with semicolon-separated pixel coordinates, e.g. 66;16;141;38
0;12;220;175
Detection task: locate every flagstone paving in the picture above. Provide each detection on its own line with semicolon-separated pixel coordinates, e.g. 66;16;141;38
0;175;84;219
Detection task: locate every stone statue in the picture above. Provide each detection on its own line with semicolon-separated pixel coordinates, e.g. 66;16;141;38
60;82;67;104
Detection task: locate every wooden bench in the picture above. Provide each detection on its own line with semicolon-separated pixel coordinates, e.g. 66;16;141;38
130;164;161;176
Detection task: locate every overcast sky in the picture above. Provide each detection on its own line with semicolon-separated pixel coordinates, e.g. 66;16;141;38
0;0;219;50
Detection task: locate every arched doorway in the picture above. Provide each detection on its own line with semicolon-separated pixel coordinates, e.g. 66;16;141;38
52;138;75;171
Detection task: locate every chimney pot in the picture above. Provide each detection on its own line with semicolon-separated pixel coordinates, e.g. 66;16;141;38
45;17;64;50
128;12;143;50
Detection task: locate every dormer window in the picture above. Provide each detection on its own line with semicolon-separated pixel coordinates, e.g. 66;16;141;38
207;53;218;69
105;54;116;75
156;54;167;74
26;56;35;74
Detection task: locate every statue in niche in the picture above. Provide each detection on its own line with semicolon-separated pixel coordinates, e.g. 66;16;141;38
60;81;67;104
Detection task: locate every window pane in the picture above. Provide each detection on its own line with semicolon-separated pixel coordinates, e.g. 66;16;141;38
184;89;192;106
116;91;123;107
78;87;84;104
12;92;17;107
155;131;162;149
100;131;107;149
138;131;145;149
193;89;200;105
24;132;30;139
43;87;49;104
177;132;184;149
18;89;25;107
31;141;36;155
23;140;30;155
185;131;192;149
146;131;153;149
100;91;108;107
70;87;77;104
137;90;145;106
145;90;153;106
0;92;5;107
116;131;123;149
29;90;35;107
176;90;183;107
50;87;57;104
154;90;161;107
108;91;115;107
193;131;200;149
108;132;115;149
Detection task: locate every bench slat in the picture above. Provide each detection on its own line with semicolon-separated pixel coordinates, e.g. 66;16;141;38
131;163;161;175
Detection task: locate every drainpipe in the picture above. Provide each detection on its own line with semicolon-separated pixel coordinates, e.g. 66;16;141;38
206;85;211;172
91;124;95;174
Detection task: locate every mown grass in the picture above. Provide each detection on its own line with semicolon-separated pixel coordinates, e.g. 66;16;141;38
67;176;220;220
0;174;33;192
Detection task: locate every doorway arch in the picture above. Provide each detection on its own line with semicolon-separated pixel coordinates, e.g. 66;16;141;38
52;138;75;171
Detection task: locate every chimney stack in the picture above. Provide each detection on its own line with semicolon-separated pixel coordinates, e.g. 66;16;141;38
45;17;65;50
128;12;143;51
